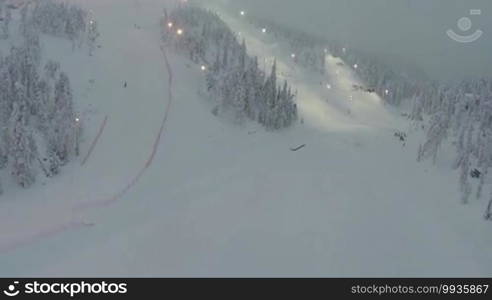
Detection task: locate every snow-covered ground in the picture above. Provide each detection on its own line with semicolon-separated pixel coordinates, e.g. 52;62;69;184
1;0;491;277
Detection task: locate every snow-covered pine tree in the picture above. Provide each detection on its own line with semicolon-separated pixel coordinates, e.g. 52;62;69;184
19;3;29;36
87;19;100;56
8;83;37;188
0;131;7;170
486;197;492;220
420;106;450;164
453;123;467;170
262;60;278;130
245;56;261;121
34;79;52;133
459;128;472;204
239;39;247;72
409;93;424;121
30;0;88;45
44;60;60;81
66;7;81;50
1;4;11;39
50;72;75;165
475;105;492;200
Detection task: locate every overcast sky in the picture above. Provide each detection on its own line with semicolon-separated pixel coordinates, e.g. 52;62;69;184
220;0;491;82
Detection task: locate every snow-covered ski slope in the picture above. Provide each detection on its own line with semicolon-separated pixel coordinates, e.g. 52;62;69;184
1;0;491;277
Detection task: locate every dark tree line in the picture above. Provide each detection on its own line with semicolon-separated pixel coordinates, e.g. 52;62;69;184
162;7;298;130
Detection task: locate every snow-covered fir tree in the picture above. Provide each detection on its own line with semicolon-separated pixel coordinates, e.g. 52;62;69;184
87;19;100;56
0;1;11;39
50;72;75;165
8;83;38;188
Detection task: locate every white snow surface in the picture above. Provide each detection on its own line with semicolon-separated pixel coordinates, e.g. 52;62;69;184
0;0;491;277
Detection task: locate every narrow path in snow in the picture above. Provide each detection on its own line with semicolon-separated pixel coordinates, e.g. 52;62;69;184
81;115;109;166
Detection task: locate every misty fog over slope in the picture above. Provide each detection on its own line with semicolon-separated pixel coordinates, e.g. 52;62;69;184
223;0;492;81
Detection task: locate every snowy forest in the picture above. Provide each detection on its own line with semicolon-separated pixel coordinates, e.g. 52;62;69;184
161;7;298;130
242;14;492;218
417;79;492;215
0;0;98;194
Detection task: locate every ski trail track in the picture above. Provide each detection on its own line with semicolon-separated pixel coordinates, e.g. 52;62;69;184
81;115;109;166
